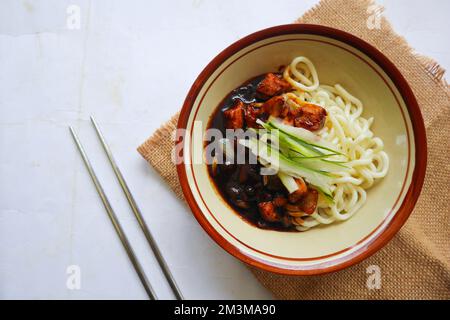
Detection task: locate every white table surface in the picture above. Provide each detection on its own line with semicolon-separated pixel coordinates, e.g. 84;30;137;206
0;0;449;300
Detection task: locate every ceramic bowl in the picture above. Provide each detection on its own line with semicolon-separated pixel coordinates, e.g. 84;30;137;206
176;24;426;275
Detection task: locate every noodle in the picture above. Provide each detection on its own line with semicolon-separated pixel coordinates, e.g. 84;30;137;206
282;56;389;231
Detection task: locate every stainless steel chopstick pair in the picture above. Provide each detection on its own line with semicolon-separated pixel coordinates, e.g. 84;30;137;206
69;117;183;300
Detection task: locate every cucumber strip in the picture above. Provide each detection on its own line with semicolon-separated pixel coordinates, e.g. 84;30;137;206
257;118;348;173
322;159;349;167
247;127;258;135
257;118;328;157
275;129;322;157
239;138;333;197
292;157;349;172
267;117;343;155
316;187;335;205
289;153;340;160
278;172;299;194
259;132;280;150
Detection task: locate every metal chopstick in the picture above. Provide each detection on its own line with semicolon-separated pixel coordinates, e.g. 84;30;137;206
90;116;184;300
69;126;157;300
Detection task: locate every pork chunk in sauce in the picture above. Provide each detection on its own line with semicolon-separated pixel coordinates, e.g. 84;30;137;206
256;73;291;99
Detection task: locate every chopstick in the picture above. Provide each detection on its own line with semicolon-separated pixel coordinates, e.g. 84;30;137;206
69;126;157;300
90;116;184;300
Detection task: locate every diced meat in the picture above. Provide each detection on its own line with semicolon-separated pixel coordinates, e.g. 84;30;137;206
300;188;318;214
285;186;318;215
282;117;294;126
262;95;287;117
284;203;302;212
292;103;327;131
288;178;308;203
256;73;291;99
258;201;280;222
273;195;288;207
223;100;245;129
244;103;263;128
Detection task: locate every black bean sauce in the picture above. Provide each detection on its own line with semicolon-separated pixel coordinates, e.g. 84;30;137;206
206;75;296;232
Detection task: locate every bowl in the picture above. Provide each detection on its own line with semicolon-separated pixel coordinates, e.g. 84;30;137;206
176;24;426;275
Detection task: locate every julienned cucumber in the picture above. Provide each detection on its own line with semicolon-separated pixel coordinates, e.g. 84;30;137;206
267;117;342;155
277;171;299;194
238;138;334;197
256;119;348;172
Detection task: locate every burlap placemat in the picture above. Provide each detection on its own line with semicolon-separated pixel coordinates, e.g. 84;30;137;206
138;0;450;299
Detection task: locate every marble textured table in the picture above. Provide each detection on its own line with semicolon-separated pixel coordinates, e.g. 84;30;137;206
0;0;449;299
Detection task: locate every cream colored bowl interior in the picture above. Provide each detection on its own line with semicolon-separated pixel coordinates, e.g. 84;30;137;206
184;34;415;270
